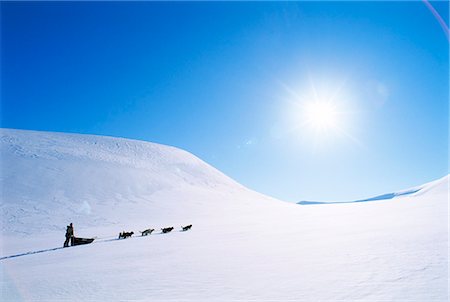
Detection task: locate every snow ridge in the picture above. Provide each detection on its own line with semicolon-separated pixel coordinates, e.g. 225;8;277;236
298;175;448;205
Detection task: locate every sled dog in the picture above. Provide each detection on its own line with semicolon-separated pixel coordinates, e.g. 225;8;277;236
181;224;192;231
161;227;174;234
140;229;154;236
119;231;134;239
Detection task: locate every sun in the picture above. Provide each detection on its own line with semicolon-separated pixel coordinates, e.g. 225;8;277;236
280;76;361;147
304;101;339;131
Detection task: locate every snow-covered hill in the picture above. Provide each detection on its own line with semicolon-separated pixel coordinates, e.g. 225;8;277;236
1;128;281;237
297;176;447;205
1;129;448;301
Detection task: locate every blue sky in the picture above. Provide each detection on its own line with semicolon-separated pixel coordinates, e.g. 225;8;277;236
1;1;448;202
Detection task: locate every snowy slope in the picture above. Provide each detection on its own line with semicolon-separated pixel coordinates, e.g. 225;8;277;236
1;129;280;237
1;129;448;302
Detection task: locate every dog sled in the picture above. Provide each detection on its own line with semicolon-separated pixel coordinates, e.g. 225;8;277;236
72;237;95;246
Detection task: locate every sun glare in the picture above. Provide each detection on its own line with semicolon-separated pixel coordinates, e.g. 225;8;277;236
304;102;338;130
280;76;361;148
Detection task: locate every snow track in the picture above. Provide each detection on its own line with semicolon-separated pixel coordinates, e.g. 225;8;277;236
1;230;188;261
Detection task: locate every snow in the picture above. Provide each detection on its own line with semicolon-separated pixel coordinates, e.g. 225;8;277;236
1;128;448;301
297;179;432;205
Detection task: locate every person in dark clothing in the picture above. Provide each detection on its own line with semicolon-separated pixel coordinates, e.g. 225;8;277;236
64;223;74;247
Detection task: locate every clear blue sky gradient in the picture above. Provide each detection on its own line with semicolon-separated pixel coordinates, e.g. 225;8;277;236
1;1;448;202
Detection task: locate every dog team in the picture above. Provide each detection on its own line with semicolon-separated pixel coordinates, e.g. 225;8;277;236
118;224;192;239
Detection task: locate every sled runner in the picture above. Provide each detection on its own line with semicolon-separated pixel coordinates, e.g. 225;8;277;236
72;237;95;246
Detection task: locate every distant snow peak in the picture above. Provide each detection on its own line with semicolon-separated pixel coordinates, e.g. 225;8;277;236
298;174;448;205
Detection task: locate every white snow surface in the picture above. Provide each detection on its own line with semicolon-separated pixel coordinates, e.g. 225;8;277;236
1;128;448;301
